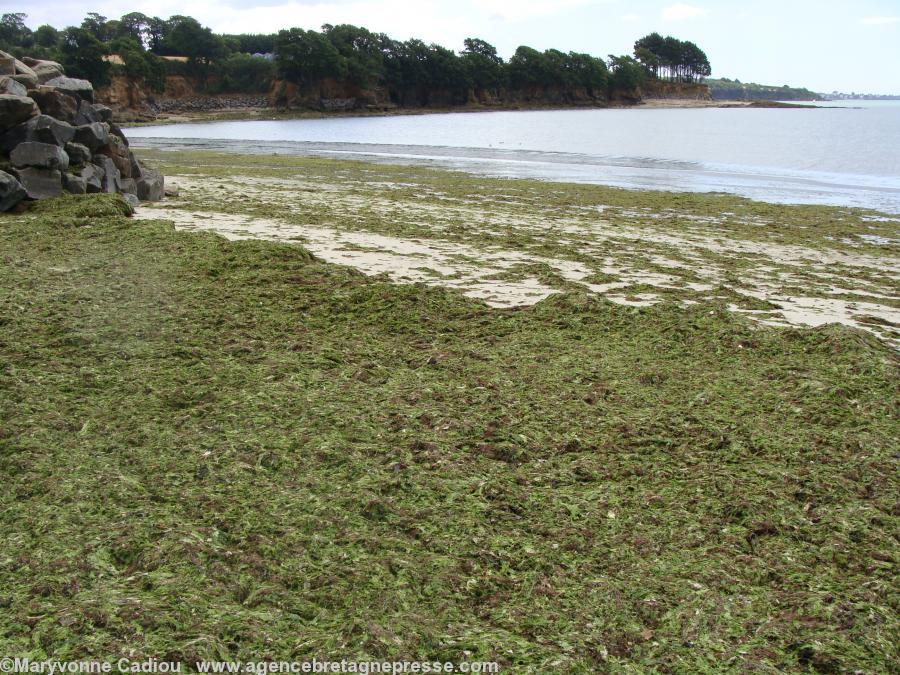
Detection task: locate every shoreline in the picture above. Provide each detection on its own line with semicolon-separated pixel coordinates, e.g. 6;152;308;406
124;97;822;127
124;129;897;215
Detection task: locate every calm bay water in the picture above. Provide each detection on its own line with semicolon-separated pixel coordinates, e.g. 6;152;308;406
128;101;900;213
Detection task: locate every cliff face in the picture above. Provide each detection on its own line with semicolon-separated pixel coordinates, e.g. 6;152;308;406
489;85;604;106
270;79;608;111
96;74;200;115
96;75;152;114
96;73;198;103
269;79;392;111
163;75;195;99
639;80;712;100
96;72;688;118
96;75;265;120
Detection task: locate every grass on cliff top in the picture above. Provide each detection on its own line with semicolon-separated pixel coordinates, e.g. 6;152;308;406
1;194;898;673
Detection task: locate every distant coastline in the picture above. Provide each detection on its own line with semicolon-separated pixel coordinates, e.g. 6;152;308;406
823;93;900;101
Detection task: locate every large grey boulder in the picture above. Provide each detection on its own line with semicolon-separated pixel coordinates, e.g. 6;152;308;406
109;121;129;146
74;122;109;151
22;56;56;67
129;153;142;178
0;50;35;76
0;115;73;152
32;115;76;146
34;63;66;84
78;163;103;193
0;76;27;96
0;117;35;153
62;171;86;194
65;141;91;165
92;155;121;193
28;85;78;124
11;141;70;171
0;94;38;130
21;58;65;84
93;104;113;123
97;135;132;177
0;50;38;88
136;166;164;201
119;177;137;195
10;73;38;89
0;170;27;211
0;56;13;76
13;167;63;200
44;76;94;103
74;98;101;125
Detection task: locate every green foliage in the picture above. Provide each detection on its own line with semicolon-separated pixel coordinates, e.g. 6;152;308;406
145;16;167;53
566;52;609;93
81;12;112;42
158;15;224;63
109;36;166;92
118;12;152;47
462;37;501;63
0;12;31;52
275;27;347;85
507;46;547;88
5;11;707;103
33;24;59;48
223;32;277;55
543;48;571;86
608;54;647;94
380;39;471;105
60;26;111;87
322;24;384;87
634;32;711;82
705;77;823;101
422;44;470;98
460;38;504;91
217;52;277;93
507;46;607;94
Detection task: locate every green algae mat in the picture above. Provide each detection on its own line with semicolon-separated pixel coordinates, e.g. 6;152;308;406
133;150;900;348
1;187;897;672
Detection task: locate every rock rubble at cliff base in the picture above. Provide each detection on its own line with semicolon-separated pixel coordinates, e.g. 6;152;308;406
0;51;163;213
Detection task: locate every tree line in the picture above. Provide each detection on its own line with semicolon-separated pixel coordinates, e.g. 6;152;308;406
633;32;710;83
274;26;624;105
705;78;822;102
1;12;710;105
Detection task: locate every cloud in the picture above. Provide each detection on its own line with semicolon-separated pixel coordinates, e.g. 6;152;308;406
860;16;900;25
473;0;597;22
19;0;467;36
661;3;707;21
620;13;641;23
204;0;462;40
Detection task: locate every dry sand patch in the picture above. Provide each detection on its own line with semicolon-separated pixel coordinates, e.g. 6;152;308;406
136;172;900;347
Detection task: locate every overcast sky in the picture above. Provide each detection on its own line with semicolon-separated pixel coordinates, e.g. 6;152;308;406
5;0;900;93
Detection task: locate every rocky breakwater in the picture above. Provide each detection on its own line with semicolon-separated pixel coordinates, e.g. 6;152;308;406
156;94;268;114
0;51;163;213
